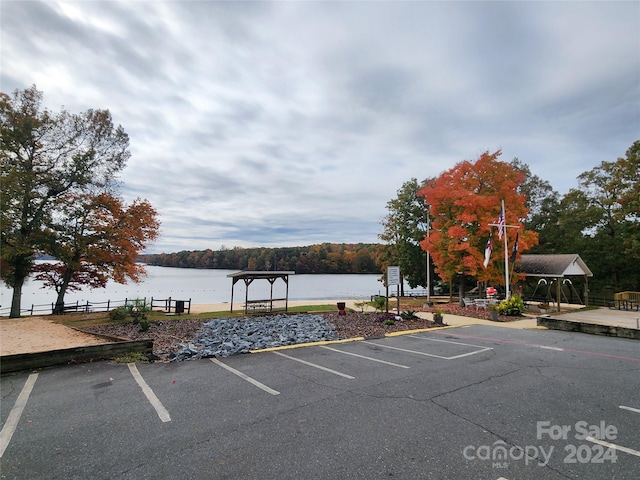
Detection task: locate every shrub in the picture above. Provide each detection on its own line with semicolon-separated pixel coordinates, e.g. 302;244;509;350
400;310;418;320
383;319;395;326
109;306;128;322
138;318;150;332
371;296;386;312
127;298;152;324
497;294;526;316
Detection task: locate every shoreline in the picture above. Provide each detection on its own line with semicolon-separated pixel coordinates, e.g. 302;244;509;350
188;299;370;314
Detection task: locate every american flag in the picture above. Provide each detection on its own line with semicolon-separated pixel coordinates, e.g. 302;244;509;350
497;206;505;240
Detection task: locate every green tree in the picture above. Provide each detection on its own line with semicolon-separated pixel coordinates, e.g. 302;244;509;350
509;158;561;252
556;141;639;292
379;178;430;293
1;86;130;317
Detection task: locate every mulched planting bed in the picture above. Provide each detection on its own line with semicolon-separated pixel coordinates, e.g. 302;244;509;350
414;303;516;322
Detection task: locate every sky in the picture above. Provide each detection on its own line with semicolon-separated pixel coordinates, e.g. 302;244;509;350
1;1;638;254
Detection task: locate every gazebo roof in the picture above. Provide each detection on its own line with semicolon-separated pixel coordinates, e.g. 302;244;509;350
517;254;593;278
227;271;295;281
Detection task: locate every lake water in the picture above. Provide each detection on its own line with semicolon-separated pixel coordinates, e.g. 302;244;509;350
0;265;393;312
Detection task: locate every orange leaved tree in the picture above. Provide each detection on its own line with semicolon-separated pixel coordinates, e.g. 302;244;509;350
418;150;538;300
34;192;160;314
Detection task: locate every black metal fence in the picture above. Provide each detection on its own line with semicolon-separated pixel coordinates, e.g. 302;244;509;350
0;297;191;317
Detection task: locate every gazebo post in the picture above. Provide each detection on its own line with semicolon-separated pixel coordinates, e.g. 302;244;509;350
285;276;289;311
584;275;589;306
268;278;275;312
243;278;253;314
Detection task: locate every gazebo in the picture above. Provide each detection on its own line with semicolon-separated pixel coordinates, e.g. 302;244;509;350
516;254;593;310
227;271;295;314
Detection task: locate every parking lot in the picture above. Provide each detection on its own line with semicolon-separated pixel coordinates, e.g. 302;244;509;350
2;325;639;479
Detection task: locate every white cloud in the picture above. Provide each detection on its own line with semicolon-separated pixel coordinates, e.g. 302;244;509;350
2;0;638;253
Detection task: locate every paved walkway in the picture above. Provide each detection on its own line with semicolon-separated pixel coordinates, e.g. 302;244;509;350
554;306;640;330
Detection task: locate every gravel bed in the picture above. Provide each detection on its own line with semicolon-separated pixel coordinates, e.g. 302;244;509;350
81;311;439;362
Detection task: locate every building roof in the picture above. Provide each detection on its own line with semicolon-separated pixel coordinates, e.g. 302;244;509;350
517;254;593;278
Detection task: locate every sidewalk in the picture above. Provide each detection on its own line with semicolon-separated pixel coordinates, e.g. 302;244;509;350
554;307;639;329
537;306;640;340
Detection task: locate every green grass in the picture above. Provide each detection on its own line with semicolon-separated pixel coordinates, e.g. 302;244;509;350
289;304;339;312
114;352;148;363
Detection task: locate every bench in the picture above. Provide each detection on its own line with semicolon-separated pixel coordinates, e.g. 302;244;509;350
611;292;640;311
244;298;287;314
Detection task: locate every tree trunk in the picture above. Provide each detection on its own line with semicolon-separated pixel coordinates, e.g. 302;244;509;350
53;268;74;315
9;255;32;318
53;288;66;315
10;281;24;318
458;275;466;307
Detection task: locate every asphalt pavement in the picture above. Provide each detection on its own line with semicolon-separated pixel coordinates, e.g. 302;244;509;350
1;325;639;479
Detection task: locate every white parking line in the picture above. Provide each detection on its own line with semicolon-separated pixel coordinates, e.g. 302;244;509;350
445;348;494;360
408;335;495;359
127;364;171;422
0;373;38;458
362;339;492;360
586;436;640;458
620;405;640;414
211;358;280;395
321;346;410;369
273;352;355;379
408;335;491;350
362;340;451;359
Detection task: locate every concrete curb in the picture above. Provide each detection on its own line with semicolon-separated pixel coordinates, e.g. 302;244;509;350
537;317;640;340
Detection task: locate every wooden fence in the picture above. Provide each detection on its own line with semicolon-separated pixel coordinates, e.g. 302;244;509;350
0;297;191;317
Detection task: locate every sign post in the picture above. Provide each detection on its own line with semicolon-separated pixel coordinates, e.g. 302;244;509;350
387;266;400;314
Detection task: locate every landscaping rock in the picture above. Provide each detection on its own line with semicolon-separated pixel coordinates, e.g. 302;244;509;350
170;314;339;361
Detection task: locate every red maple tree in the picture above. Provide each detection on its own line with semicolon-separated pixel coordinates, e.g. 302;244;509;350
33;192;159;313
418;150;538;293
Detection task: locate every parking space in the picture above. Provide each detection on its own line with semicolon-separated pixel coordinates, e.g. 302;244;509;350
2;326;639;479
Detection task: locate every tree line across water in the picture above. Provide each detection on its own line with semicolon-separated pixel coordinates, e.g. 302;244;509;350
142;243;381;274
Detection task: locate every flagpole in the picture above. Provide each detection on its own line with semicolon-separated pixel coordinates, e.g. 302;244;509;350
488;200;520;300
502;199;510;299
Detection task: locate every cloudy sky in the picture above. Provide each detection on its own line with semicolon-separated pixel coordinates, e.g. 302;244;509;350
2;1;638;254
